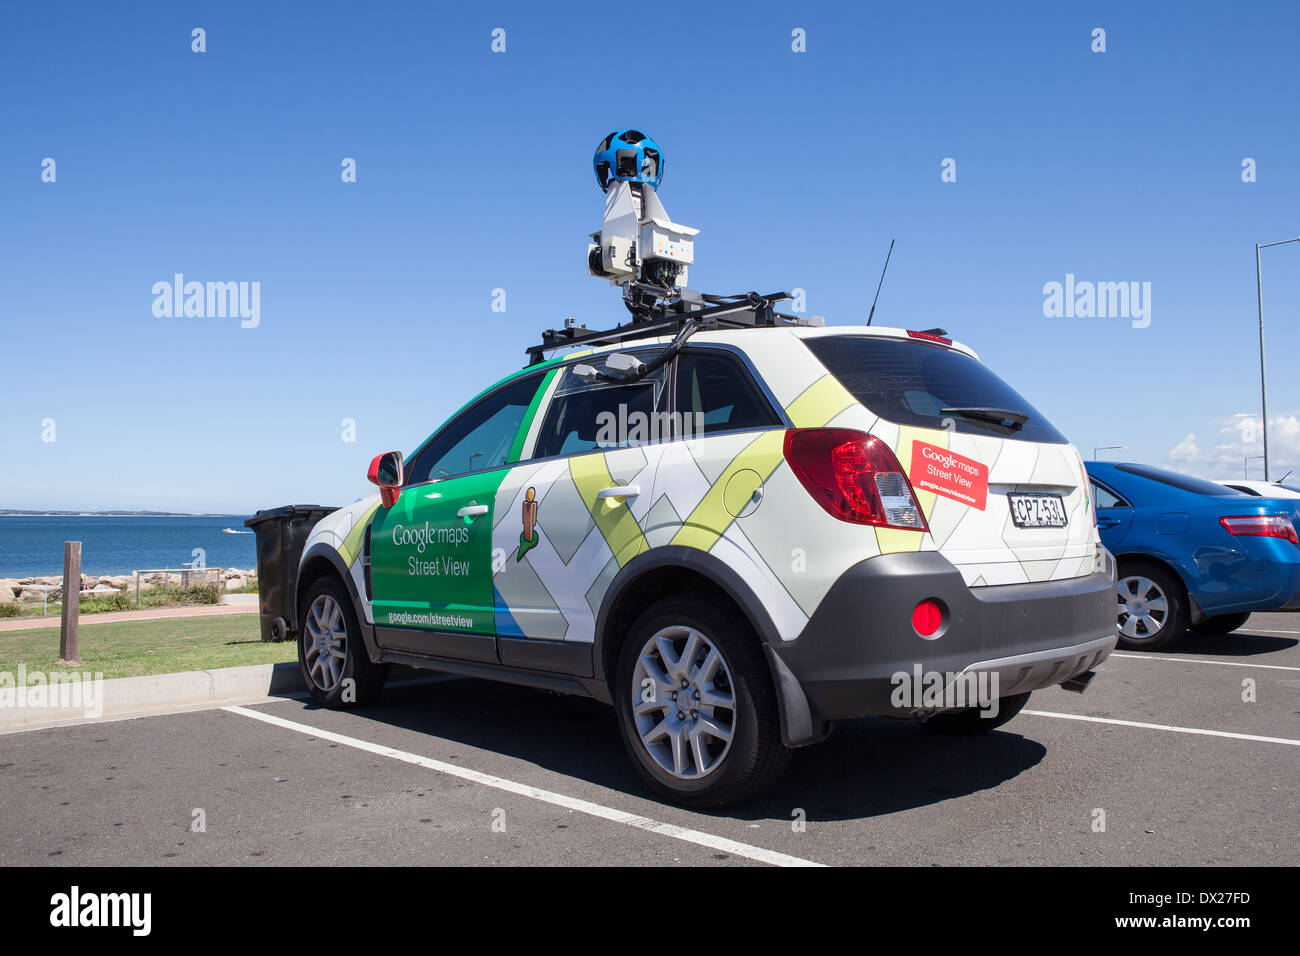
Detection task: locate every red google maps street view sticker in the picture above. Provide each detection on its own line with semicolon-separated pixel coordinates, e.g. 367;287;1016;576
908;440;988;510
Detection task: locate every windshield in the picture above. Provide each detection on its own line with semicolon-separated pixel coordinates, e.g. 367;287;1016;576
803;335;1067;443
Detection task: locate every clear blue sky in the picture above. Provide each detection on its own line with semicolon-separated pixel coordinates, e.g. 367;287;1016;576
2;0;1298;512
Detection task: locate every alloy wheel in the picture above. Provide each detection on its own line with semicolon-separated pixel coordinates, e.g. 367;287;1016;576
304;593;348;692
630;625;736;779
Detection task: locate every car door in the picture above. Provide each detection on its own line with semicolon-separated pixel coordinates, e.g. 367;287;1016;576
642;346;794;607
1091;479;1134;550
369;373;544;664
490;353;667;674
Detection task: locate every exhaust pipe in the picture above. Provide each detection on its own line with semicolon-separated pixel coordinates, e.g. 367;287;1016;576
1060;670;1097;694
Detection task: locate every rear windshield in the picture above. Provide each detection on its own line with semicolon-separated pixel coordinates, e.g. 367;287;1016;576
803;335;1067;443
1115;463;1243;497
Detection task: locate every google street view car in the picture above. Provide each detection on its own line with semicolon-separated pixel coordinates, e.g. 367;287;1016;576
291;132;1117;806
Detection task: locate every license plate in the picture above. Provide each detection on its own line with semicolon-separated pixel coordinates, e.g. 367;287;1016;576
1007;493;1068;528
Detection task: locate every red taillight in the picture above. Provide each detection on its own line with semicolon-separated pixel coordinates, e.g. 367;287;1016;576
912;599;944;637
783;428;929;531
1220;514;1299;544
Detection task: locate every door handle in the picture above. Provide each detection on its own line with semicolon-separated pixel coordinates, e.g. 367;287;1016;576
597;485;640;500
1097;517;1121;529
457;504;489;518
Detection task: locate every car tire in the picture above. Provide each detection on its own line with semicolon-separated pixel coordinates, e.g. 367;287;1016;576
297;576;388;707
921;691;1031;734
614;594;790;808
1189;612;1251;636
1115;561;1188;650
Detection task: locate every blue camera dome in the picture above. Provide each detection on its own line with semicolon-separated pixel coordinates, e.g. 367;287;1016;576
593;129;664;191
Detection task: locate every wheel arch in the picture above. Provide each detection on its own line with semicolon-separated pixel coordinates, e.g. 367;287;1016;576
297;543;381;660
593;546;826;747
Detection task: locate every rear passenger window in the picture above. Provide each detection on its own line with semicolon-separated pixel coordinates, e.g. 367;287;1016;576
1091;482;1128;510
674;351;779;436
532;356;667;459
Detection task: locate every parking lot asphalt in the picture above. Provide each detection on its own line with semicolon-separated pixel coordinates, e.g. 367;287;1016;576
2;613;1296;867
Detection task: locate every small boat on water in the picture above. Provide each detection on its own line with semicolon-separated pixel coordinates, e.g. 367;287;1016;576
221;528;251;535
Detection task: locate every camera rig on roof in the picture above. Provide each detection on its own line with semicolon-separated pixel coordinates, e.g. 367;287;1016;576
527;130;822;370
525;285;821;368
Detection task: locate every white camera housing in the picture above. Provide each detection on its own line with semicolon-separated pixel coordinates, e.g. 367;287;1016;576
590;181;698;288
642;219;693;265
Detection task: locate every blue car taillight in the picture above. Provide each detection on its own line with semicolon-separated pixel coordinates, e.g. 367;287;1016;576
1220;514;1299;545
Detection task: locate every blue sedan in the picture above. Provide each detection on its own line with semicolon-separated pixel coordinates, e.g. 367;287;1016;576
1085;462;1300;649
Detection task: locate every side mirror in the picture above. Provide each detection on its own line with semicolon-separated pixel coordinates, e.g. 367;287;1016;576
367;451;404;508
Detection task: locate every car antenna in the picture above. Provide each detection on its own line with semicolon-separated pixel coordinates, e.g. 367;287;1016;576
865;238;895;326
1275;470;1293;484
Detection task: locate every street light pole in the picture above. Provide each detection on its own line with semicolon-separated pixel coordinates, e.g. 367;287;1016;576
1255;237;1300;482
1094;444;1123;460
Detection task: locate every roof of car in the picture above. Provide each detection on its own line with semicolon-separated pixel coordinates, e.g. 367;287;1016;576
1087;462;1259;499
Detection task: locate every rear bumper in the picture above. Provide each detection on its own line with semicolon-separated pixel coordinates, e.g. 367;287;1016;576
1198;561;1300;617
766;550;1117;738
1182;537;1300;619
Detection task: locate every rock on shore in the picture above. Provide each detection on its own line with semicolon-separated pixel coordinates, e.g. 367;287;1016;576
0;568;257;602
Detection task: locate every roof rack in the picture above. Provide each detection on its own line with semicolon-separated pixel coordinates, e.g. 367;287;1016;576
526;284;820;365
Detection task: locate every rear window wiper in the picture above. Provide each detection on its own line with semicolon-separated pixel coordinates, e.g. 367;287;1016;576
941;406;1029;433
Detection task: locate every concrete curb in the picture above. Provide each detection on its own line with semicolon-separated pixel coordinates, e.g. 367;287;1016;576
0;661;305;728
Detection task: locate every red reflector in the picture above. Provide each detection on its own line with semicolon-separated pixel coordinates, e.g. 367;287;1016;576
906;330;953;346
912;600;943;637
1220;515;1299;544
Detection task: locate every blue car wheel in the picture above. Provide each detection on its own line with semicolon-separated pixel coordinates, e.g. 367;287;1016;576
1116;561;1188;650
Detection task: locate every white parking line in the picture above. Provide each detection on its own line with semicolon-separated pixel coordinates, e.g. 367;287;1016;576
1111;652;1300;672
1244;629;1300;635
223;705;825;868
1023;710;1300;747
